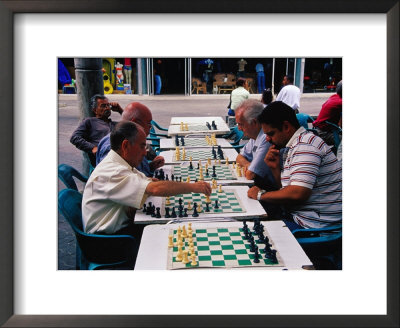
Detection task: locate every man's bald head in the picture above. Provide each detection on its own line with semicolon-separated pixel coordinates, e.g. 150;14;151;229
122;102;153;135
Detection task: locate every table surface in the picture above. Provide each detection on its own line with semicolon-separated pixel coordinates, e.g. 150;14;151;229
167;122;230;137
160;137;233;150
134;185;267;224
159;148;240;165
159;164;254;186
170;116;226;126
135;220;313;270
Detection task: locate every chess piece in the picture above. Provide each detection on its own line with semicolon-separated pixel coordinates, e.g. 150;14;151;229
175;135;179;146
176;245;183;261
218;185;222;193
182;225;188;238
192;203;199;217
190;254;197;266
214;200;219;209
212;166;217;178
180;122;184;131
168;235;174;248
166;196;171;206
181;136;185;146
142;203;147;213
182;250;190;264
189;159;193;170
205;202;210;212
207;158;211;166
187;201;192;210
205;194;211;203
185;123;189;131
165;207;171;218
171;207;177;218
183;208;188;217
186;176;190;183
197;204;202;213
225;157;229;165
156;207;161;218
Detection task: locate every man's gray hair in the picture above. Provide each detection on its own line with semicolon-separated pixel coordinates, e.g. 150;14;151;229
237;99;265;123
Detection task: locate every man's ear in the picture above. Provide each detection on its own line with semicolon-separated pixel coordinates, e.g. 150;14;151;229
120;139;130;155
282;121;290;132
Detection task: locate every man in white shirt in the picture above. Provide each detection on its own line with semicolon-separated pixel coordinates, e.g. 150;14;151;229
276;75;301;112
82;121;211;236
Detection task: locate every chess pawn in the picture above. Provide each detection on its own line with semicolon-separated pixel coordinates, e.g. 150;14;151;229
207;158;211;165
212;179;217;189
182;250;190;264
187;201;192;210
198;171;204;181
185;123;189;131
205;194;211;203
218;185;222;193
232;162;236;169
180;122;184;131
186;176;190;183
190;254;197;266
197;204;202;213
177;226;181;235
205;163;208;170
168;235;174;248
166;196;171;206
225;157;229;165
176;245;183;261
182;225;188;238
218;159;221;165
188;222;192;231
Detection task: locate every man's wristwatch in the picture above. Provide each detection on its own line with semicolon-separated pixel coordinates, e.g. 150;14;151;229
257;189;266;201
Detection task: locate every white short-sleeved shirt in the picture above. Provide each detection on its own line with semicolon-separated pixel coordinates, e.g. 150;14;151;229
281;127;342;228
230;87;250;110
276;85;301;110
82;150;152;234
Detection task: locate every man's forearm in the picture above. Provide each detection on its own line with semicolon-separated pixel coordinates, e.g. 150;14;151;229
236;154;250;167
260;185;311;204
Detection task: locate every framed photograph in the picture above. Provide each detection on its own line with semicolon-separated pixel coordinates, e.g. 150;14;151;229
1;1;398;327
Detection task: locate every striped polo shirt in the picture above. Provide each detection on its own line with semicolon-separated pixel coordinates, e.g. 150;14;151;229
281;127;342;228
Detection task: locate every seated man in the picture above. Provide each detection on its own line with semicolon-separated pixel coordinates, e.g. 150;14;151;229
70;94;123;167
82;121;211;235
96;102;164;176
312;80;342;146
276;75;301;113
248;101;342;230
228;78;249;116
235;99;277;191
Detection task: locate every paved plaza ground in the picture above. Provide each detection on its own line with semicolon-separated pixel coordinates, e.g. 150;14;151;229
58;93;331;269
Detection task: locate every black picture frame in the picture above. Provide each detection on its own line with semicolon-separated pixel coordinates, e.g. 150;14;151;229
1;1;398;327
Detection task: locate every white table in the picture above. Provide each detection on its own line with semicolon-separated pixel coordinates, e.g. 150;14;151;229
134;185;267;224
167;122;230;137
135;220;313;270
160;137;233;150
170;116;226;126
159;148;239;165
158;164;254;186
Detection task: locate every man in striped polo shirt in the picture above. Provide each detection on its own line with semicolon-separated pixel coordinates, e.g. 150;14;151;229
248;101;342;230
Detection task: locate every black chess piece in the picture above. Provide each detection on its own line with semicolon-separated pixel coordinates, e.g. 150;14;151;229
253;248;260;263
197;162;200;169
205;202;210;212
183;208;188;217
206;122;211;130
214;200;219;209
171;174;174;181
165;207;171;218
195;178;198;182
159;169;165;180
258;233;265;243
165;174;169;181
171;207;177;218
175;135;179;146
249;241;257;253
205;168;209;176
179;177;182;182
151;205;156;217
146;202;153;215
192;203;199;217
181;136;185;146
212;166;217;178
189;161;193;170
179;198;183;205
211;120;216;128
142;203;147;213
178;208;183;218
156;207;161;218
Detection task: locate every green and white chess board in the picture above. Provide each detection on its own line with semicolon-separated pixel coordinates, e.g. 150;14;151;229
176;138;216;147
163;190;244;216
175;149;225;161
167;226;284;269
171;164;237;181
180;125;215;132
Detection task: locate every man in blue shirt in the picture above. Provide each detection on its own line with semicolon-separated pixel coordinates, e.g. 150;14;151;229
235;99;276;191
96;102;165;177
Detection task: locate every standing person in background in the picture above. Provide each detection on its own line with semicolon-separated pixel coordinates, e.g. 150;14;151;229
237;58;247;78
123;58;132;91
154;59;164;95
255;63;265;93
276;75;301;113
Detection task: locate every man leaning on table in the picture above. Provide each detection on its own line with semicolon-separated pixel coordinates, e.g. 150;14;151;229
82;121;211;236
247;101;342;231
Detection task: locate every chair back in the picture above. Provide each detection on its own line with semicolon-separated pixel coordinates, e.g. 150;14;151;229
58;164;88;191
231;126;244;145
58;188;85;232
296;113;314;130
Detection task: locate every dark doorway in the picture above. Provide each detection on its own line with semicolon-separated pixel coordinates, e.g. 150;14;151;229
155;58;185;94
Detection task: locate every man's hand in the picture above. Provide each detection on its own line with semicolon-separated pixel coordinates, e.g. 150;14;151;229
264;145;280;170
193;181;212;196
149;156;165;171
110;102;123;114
92;146;98;154
247;186;260;200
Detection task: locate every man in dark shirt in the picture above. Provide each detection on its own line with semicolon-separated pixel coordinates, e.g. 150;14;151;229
70;94;123;167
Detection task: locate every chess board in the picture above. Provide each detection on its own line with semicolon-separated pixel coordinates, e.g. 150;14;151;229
175;138;216;147
170;116;225;125
161;147;239;164
160;137;233;150
171;164;238;181
168;123;230;137
167;226;284;269
163;189;245;216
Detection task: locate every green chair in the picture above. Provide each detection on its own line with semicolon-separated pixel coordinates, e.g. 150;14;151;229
325;121;342;155
296;113;314;130
58;189;138;270
58;164;88;191
222;126;246;152
292;224;342;270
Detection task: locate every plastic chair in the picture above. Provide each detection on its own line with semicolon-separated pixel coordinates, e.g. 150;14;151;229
292;224;342;270
58;164;88;191
58;189;138;270
151;120;168;131
296;113;314;130
221;126;246;152
325;121;342;155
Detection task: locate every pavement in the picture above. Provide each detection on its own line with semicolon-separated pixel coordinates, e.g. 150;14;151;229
57;92;331;270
